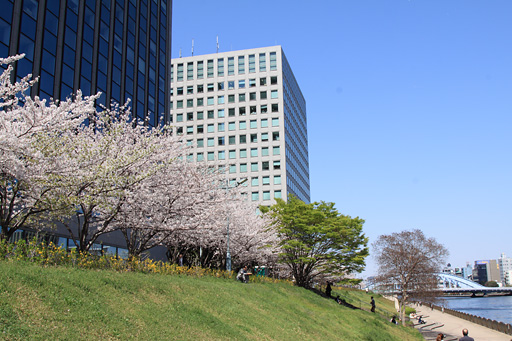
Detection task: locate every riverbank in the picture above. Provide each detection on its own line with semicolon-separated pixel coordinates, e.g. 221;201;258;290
413;304;511;340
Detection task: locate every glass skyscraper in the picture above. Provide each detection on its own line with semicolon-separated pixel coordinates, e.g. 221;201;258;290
0;0;172;126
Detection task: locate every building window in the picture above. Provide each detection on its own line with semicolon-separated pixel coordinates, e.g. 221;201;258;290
208;110;214;119
187;85;194;94
260;77;267;86
272;104;278;112
228;95;235;103
229;164;236;173
261;133;268;141
197;138;204;147
197;84;204;93
187;99;193;108
238;55;245;74
249;92;256;101
260;91;267;100
186;126;194;134
251;163;258;172
251;148;258;157
197;111;204;120
208;152;215;161
239;80;245;89
207;124;214;133
218;109;225;118
273;161;280;169
274;175;281;184
207;97;214;105
229;150;236;159
251;134;258;143
218;96;224;104
239;94;246;102
176;100;183;109
207;83;214;92
176;113;183;122
262;161;269;170
273;132;280;141
197;125;204;133
197;61;204;79
262;176;270;185
239;107;246;116
239;135;247;143
218;123;225;131
239;121;247;130
228;81;235;90
228;57;234;75
218;58;224;77
270;52;277;70
218;137;225;145
207;138;214;147
272;118;279;127
228;108;235;117
187;112;194;120
250;106;257;115
177;63;184;81
259;53;266;71
263;191;271;201
274;190;282;199
218;82;225;91
271;76;278;85
273;146;280;155
240;163;247;173
240;149;247;158
251;177;259;186
187;62;194;80
271;90;278;99
261;104;268;113
218;150;225;160
228;122;236;131
197;152;203;161
261;147;269;156
251;192;259;201
229;135;236;145
207;59;214;78
249;78;256;87
261;119;268;128
248;54;255;73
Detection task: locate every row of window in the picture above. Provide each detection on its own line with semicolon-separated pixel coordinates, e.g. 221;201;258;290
174;104;276;121
251;190;281;201
175;118;280;135
172;51;277;81
174;91;278;108
171;76;278;95
191;146;281;161
185;132;280;146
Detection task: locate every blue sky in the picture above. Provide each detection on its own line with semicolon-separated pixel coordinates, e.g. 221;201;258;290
171;1;512;276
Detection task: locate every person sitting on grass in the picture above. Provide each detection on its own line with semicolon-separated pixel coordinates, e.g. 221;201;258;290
390;316;398;325
418;316;426;324
237;266;250;283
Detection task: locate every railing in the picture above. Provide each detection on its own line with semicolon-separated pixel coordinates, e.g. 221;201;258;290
431;304;512;336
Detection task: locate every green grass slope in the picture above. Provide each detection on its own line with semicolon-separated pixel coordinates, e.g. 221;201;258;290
0;261;422;340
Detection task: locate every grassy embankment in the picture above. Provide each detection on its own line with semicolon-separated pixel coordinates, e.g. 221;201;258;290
0;261;422;340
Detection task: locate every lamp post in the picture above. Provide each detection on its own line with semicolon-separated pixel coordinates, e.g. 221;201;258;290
225;177;247;272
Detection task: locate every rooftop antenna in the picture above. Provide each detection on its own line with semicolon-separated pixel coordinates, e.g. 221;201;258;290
179;48;182;58
216;35;219;53
191;39;194;56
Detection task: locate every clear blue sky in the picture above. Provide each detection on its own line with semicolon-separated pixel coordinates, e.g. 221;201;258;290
171;1;512;276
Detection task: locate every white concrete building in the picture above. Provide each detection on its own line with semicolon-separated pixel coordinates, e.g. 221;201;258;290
170;46;310;204
499;253;512;286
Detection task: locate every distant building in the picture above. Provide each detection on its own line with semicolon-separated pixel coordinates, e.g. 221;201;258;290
169;46;311;205
499;253;512;286
473;260;500;285
505;270;512;287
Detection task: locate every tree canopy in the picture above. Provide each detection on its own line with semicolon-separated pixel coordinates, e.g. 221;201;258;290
372;229;448;325
261;195;368;288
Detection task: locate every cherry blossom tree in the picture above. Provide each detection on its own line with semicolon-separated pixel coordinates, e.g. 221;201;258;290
36;100;184;252
0;55;98;240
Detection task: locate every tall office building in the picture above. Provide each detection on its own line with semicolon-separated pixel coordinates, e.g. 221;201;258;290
499;253;512;285
0;0;172;126
170;46;310;204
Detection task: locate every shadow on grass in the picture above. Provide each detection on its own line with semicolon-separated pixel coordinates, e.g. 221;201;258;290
308;287;360;310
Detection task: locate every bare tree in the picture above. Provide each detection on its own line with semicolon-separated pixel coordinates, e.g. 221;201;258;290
372;229;448;325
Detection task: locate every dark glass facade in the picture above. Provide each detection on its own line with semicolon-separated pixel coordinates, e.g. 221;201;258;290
0;0;172;127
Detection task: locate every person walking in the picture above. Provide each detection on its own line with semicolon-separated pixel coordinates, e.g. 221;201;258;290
459;328;474;341
326;281;332;298
370;296;376;313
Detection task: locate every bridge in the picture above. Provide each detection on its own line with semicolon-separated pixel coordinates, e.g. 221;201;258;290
437;273;512;297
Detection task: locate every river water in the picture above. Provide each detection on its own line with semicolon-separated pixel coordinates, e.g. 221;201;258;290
441;296;512;325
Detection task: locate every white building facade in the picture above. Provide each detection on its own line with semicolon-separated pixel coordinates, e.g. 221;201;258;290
499;253;512;286
170;46;310;204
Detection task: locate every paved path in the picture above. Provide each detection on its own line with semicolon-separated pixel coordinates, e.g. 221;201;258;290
413;305;511;341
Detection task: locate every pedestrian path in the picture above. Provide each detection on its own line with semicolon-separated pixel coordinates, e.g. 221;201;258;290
413;305;511;340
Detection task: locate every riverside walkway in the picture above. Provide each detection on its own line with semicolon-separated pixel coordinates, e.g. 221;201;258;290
413;305;511;340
